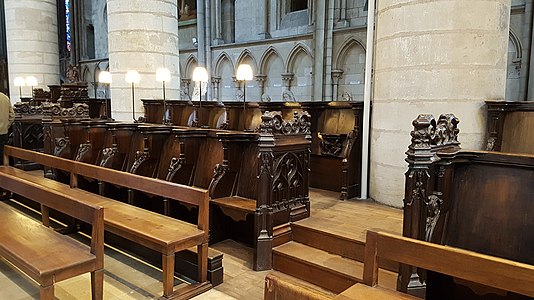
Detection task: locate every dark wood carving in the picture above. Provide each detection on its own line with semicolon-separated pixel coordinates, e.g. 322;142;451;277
403;113;534;299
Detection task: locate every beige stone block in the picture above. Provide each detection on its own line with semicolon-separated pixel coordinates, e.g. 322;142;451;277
377;1;510;38
373;68;506;101
375;33;508;70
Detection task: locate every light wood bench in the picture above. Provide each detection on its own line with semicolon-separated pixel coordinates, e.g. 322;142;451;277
3;145;211;299
350;231;534;299
0;167;104;300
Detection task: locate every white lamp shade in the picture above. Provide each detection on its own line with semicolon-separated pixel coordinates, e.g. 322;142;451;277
98;71;112;84
125;70;141;84
25;76;38;87
192;67;209;82
156;68;172;82
13;77;25;87
236;64;253;81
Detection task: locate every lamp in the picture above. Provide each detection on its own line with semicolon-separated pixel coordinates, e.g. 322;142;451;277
192;67;209;127
125;70;141;122
156;68;172;124
25;76;38;98
236;64;253;131
13;77;25;100
98;71;112;118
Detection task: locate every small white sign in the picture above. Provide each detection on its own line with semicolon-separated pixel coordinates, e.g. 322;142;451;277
273;84;282;87
298;83;307;87
224;85;231;88
247;85;254;88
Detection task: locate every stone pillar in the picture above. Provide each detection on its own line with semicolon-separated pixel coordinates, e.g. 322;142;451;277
107;0;180;121
370;0;511;207
337;0;349;27
256;74;267;96
197;0;206;66
222;0;235;43
212;76;221;102
281;73;294;91
213;0;224;44
259;0;270;39
331;69;343;101
4;0;60;103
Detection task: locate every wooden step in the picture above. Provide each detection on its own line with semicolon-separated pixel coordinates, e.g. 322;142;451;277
273;241;397;294
292;220;365;261
292;219;398;272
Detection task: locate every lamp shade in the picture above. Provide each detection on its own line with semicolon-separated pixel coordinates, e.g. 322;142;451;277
13;77;25;87
236;64;253;81
25;76;38;87
98;71;112;84
192;67;209;82
125;70;141;84
156;68;172;82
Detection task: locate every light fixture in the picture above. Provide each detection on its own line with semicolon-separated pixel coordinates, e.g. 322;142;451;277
125;70;141;122
25;76;38;98
192;67;209;127
98;71;112;118
156;68;172;124
13;77;25;100
236;64;254;131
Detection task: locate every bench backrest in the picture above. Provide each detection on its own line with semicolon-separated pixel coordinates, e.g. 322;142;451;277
363;231;534;298
3;146;209;231
0;165;104;265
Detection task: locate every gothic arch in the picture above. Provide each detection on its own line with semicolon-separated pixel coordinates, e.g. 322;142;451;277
509;29;522;61
235;49;258;73
184;55;198;79
334;37;366;70
214;52;234;76
82;65;91;83
285;43;313;73
259;47;283;75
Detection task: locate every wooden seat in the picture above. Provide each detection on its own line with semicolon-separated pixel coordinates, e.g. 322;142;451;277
0;204;96;283
211;196;256;213
3;146;211;299
0;162;104;300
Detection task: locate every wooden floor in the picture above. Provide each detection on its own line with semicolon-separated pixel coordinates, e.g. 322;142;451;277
0;188;403;299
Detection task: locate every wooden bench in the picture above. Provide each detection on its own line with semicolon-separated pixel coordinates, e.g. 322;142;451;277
0;159;104;300
3;145;211;299
349;231;534;299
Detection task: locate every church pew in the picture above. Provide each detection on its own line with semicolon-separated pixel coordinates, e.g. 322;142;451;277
208;111;312;270
191;101;226;128
302;101;363;200
403;113;534;299
222;101;263;131
485;100;534;154
3;146;212;299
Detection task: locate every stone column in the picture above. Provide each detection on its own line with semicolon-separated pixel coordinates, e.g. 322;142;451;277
107;0;180;121
281;73;294;91
213;0;224;44
370;0;511;207
4;0;60;103
259;0;270;39
256;74;267;96
212;76;221;102
331;69;343;101
197;0;206;66
337;0;349;27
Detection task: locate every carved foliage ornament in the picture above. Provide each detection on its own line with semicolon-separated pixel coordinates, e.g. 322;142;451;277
425;192;443;242
13;102;89;118
257;111;311;135
409;114;460;150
